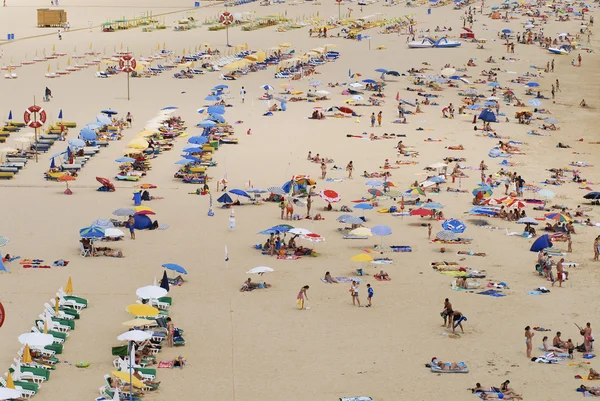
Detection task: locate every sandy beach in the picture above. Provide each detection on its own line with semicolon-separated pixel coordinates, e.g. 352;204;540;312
1;0;600;400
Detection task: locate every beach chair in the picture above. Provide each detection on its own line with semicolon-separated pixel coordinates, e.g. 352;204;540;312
44;303;75;321
9;364;51;383
45;301;80;319
31;326;66;344
95;71;109;78
37;314;72;333
0;376;38;398
48;298;81;318
55;290;87;311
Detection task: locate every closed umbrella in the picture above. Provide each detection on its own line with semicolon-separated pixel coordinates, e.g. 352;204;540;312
136;285;168;299
117;330;152;342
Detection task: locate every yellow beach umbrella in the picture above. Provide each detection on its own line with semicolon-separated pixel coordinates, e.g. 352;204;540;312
52;44;56;51
134;206;153;212
43;318;48;333
126;304;159;317
135;130;156;138
350;253;374;262
22;344;33;363
6;372;15;389
65;276;73;294
111;371;145;388
54;297;59;314
122;318;153;327
127;139;149;149
47;64;51;72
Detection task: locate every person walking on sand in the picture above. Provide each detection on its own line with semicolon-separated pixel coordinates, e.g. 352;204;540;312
578;53;582;67
525;326;534;358
350;280;361;306
370;113;376;127
166;317;175;347
126;112;133;126
551;59;555;72
240;86;246;103
320;162;327;180
366;283;374;307
556;79;561;92
594;236;599;261
377;111;382;127
127;215;135;240
553;258;568;287
297;285;309;310
428;223;432;239
306;194;312;218
551;85;555;101
346;161;354;178
583;322;593;351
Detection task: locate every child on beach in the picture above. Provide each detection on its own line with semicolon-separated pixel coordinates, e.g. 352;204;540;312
366;284;373;307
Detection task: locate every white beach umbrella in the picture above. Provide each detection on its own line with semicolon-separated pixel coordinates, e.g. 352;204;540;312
136;285;167;299
0;388;23;400
246;266;274;274
441;67;456;76
104;228;125;237
18;332;54;347
117;330;152;342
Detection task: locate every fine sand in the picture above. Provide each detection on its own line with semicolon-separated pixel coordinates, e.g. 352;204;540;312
1;0;600;400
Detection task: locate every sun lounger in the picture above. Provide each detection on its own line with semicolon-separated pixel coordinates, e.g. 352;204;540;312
6;157;27;163
0;376;39;398
430;361;468;373
0;167;18;174
0;171;15;179
9;364;51;383
61;164;82;171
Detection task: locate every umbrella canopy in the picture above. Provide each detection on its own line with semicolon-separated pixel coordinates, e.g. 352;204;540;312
163;263;187;274
473;186;493;198
111;371;145;389
354;203;373;210
217;193;233;204
350;253;374;262
423;202;444;210
528;99;542;106
530;234;552;252
188;135;209;144
113;207;135;217
79;128;97;141
135;210;155;216
122;318;154;327
0;236;9;247
104;228;125;237
68;138;86;148
0;388;23;400
301;233;325;242
205;95;221;101
79;226;105;238
583;192;600;200
365;179;383;187
517;217;538;225
267;186;285;195
371;225;392;236
18;333;54;347
442;219;466;233
337;215;364;225
97;114;112;125
247;188;268;194
410;208;433;216
368;189;384;197
436;231;458;241
289;228;311;236
319;190;341;203
126;304;160;317
117;330;152;342
92;218;114;229
260;84;274;91
116;157;136;163
478;109;498;122
246;266;274;274
229;189;251;198
545;212;571;222
136;285;168;299
207;105;226;115
101;109;118;115
349;227;373;237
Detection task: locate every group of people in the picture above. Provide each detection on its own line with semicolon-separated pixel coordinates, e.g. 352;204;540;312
441;298;467;333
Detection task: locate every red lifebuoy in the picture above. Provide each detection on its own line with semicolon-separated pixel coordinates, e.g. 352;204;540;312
0;301;5;328
24;105;47;129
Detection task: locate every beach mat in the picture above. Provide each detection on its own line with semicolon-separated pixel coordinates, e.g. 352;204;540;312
158;360;173;368
22;265;51;269
477;289;506;297
340;398;373;401
52;260;69;267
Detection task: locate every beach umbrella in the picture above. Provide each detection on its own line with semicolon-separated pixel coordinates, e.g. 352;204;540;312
122;318;153;327
354;203;373;210
423;202;444;210
271;224;294;232
246;266;274;274
368;189;384;197
126;304;159;317
175;159;194;165
407;186;426;196
375;68;388;73
487;82;501;87
96;114;112;125
163;263;187;274
584;192;600;200
350;253;374;262
229;189;251;198
68;138;86;148
517;217;538;225
530;234;552;252
127;139;149;149
161;106;179;110
319;190;341;203
267;186;285;195
478;109;498;122
7;110;12;121
113;207;135;217
469;207;498;216
441;67;456;76
135;210;155;216
442;219;466;233
349;227;373;237
301;233;325;242
117;330;152;342
365;179;383;187
362;79;377;84
91;218;114;229
309;80;323;87
260;84;274;91
473;186;493;198
410;208;433;217
289;228;311;236
207;105;225;115
545;212;571;222
188;135;209;144
0;387;22;400
100;109;118;115
467;105;482;110
115;157;135;163
79;128;97;141
217;193;233;204
212;84;228;90
57;175;75;192
208;114;226;124
257;228;281;235
104;228;125;237
79;225;105;238
502;29;512;34
85;122;103;130
484;101;496;107
430;176;446;184
400;99;416;107
371;225;392;236
528;99;542;106
18;332;54;347
337;215;364;225
205;95;221;101
436;231;458;241
246;188;268;194
526;82;540;87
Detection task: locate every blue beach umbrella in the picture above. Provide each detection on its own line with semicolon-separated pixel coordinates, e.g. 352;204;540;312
208;114;226;124
354;203;373;210
375;68;388;73
188;136;208;145
182;147;202;153
365;179;383;187
116;157;135;163
229;189;251;198
96;114;112;125
68;138;86;148
161;106;178;110
371;225;392;236
213;84;228;90
162;263;187;274
205;95;221;101
175;159;194;165
478;109;498;123
217;193;233;204
7;110;12;121
79;128;97;141
488;82;501;87
526;82;540;87
362;79;376;84
467;104;482;110
442;219;466;233
100;109;118;115
197;120;216;128
530;234;552;252
207;105;225;115
183;155;202;162
79;226;105;238
502;29;512;34
260;84;274;91
528;99;542;106
484;101;497;107
85;122;103;130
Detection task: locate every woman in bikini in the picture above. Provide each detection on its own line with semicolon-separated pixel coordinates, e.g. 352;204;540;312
525;326;534;358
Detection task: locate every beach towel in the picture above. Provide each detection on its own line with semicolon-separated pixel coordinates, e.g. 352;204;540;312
340;398;373;401
8;256;20;262
52;260;69;267
158;224;169;230
277;255;301;260
477;392;504;399
20;259;43;265
477;289;506;297
374;275;392;281
158;360;173;368
22;265;51;269
430;361;469;373
343;235;369;239
527;291;543;295
320;277;362;284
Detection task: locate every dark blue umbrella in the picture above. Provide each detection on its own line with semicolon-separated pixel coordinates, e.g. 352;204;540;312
502;29;512;34
7;110;12;121
175;159;194;165
161;106;178;110
229;189;251;198
526;82;540;87
182;147;202;153
530;234;552;252
449;75;461;80
162;263;187;274
100;109;118;115
442;219;467;233
362;79;377;84
584;192;600;200
386;71;400;76
207;105;225;115
478;109;498;123
80;128;96;141
183;155;202;162
213;84;228;90
217;193;233;204
188;136;208;145
58;109;63;119
270;225;293;232
469;207;497;216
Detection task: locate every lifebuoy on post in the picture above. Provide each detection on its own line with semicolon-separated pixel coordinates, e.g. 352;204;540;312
23;105;47;129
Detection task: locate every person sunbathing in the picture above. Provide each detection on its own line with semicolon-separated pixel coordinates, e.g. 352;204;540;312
431;357;462;371
324;271;339;283
542;336;566;353
447;145;464;150
458;251;487;256
374;270;390;280
580;385;600;396
500;381;522;399
557;142;570;148
133;370;161;389
446;187;468;193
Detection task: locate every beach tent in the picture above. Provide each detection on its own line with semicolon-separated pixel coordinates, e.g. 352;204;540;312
133;214;153;230
530;234;552;252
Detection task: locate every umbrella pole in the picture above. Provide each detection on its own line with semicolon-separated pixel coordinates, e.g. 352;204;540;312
129;340;133;401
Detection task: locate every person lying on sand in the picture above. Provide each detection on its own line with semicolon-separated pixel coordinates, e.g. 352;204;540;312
580;385;600;396
500;381;523;399
447;187;468;193
430;357;462;371
324;271;339;283
458;251;487;256
374;270;390;280
542;336;567;353
240;278;271;292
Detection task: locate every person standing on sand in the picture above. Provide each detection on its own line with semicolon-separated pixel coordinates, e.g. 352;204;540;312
553;258;567;287
525;326;534;358
240;86;246;103
567;234;572;253
377;111;382;127
370;113;376;127
306;194;312;218
127;215;135;240
551;85;555;101
578;53;582;67
551;59;555;72
428;223;432;239
297;285;309;310
350;281;360;306
126;112;133;126
556;79;561;91
366;284;373;307
320;162;327;180
594;236;599;261
583;322;593;352
346;161;354;178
